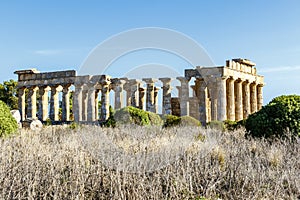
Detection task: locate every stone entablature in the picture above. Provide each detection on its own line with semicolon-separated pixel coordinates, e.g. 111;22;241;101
14;58;264;125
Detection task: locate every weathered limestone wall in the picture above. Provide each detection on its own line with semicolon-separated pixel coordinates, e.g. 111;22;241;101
14;58;264;125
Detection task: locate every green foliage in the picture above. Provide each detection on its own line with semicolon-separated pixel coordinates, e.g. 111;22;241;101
69;122;80;130
180;115;201;127
163;114;201;127
45;118;52;126
0;80;18;109
223;120;237;131
103;106;116;127
0;100;18;137
163;114;181;127
114;106;163;126
245;95;300;138
207;121;225;131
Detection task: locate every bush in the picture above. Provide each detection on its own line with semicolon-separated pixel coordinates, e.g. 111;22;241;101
245;95;300;138
163;114;201;127
114;106;162;126
163;114;181;127
180;115;201;127
103;106;116;127
0;100;18;137
207;121;225;131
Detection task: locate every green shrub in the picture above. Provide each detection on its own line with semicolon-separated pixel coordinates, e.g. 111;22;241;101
0;100;18;137
114;106;162;126
163;114;181;127
163;115;201;127
69;122;80;130
207;121;225;131
180;115;201;127
245;95;300;138
223;120;237;131
103;106;116;127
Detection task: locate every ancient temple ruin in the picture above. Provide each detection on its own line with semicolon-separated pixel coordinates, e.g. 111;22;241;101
14;58;264;125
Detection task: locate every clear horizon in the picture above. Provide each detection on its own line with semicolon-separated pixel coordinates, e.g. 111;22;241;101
1;0;300;104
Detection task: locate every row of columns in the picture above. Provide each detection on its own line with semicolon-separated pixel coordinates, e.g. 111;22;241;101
72;77;173;122
18;84;71;122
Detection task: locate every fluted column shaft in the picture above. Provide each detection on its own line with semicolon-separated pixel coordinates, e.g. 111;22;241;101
143;78;157;112
257;84;263;110
87;85;96;122
100;85;110;121
159;78;172;115
250;83;257;113
62;84;71;122
18;87;26;121
74;84;83;122
154;87;159;113
95;89;100;120
38;86;49;121
177;77;190;116
197;79;207;126
243;81;251;118
27;86;38;119
82;87;88;121
227;78;235;121
114;80;125;110
138;88;145;110
235;80;243;121
50;86;59;121
217;77;227;121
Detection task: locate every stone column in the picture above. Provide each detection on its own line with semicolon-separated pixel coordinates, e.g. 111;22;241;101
197;79;208;126
217;77;227;121
27;86;38;119
87;84;96;122
50;85;59;121
113;79;125;110
138;88;145;110
235;79;243;121
250;83;257;114
18;87;26;121
74;84;83;122
159;78;172;115
123;82;132;107
62;84;71;122
177;77;190;116
100;76;111;121
209;84;218;121
227;78;235;121
257;84;263;110
142;78;157;112
243;81;251;119
100;85;110;121
95;89;100;120
38;86;49;121
129;79;140;108
81;86;88;121
154;87;159;113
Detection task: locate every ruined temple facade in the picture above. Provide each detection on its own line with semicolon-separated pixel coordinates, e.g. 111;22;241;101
14;58;264;125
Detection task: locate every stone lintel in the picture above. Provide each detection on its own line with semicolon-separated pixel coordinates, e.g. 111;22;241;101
232;58;256;66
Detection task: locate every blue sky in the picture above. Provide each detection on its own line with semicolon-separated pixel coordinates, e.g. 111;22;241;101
1;0;300;103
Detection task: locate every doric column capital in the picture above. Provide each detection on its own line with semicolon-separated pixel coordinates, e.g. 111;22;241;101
142;78;158;85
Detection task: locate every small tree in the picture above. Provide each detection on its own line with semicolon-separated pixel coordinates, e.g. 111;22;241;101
245;95;300;138
0;80;18;109
0;100;18;137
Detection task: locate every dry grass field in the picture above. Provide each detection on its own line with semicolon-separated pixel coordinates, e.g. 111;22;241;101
0;125;299;199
